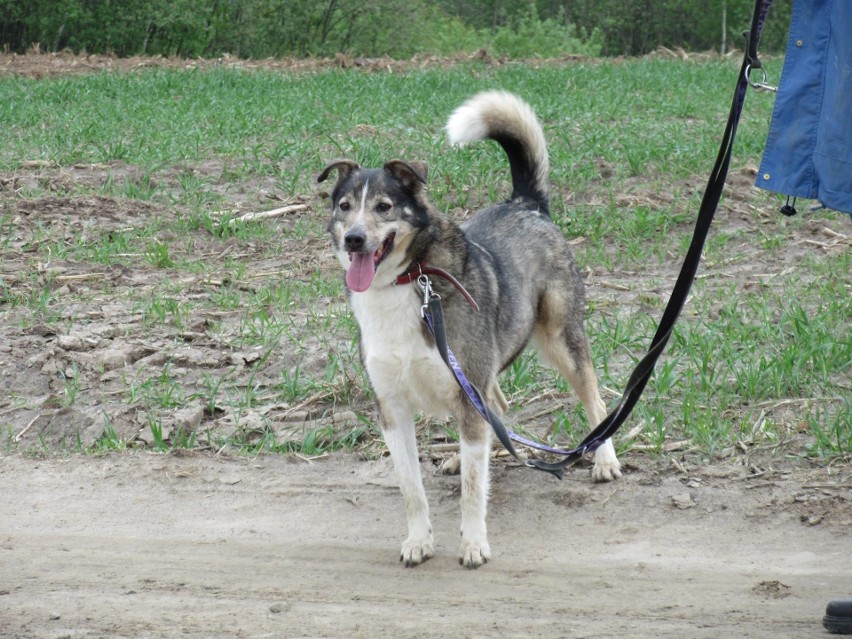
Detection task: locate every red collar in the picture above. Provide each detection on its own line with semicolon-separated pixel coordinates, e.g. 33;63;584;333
394;261;428;285
395;262;479;312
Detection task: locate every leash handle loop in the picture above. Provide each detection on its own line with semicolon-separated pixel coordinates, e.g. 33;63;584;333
743;0;776;92
744;64;777;93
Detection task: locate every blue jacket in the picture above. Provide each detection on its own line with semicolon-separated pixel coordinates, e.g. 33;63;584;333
757;0;852;214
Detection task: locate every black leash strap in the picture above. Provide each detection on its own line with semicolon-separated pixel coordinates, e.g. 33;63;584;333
526;0;775;476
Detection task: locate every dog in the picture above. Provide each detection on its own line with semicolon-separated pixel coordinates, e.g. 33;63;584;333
318;91;621;568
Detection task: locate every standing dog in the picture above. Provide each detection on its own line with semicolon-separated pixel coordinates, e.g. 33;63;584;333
318;91;621;568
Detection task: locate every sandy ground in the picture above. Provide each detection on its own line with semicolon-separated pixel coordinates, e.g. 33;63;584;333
1;451;850;638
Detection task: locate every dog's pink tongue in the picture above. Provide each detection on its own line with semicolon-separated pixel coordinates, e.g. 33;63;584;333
346;253;376;292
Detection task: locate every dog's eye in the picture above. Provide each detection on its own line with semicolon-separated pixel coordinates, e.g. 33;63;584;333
338;201;351;212
376;202;392;213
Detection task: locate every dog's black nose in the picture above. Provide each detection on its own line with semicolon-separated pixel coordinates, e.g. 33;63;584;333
344;230;366;252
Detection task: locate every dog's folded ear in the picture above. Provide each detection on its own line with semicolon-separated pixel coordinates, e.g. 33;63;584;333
317;159;360;185
384;160;428;193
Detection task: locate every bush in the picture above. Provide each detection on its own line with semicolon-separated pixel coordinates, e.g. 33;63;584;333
0;0;787;60
488;7;602;58
316;2;600;59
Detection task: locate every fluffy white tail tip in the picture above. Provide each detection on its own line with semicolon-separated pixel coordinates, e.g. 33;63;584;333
445;90;535;147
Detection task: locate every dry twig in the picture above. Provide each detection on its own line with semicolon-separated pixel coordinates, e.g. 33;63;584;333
228;204;308;226
15;414;41;442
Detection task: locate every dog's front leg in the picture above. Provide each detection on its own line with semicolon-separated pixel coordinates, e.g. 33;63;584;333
379;400;434;567
458;412;492;568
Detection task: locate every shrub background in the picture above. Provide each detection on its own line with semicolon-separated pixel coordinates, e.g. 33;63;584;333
1;0;792;60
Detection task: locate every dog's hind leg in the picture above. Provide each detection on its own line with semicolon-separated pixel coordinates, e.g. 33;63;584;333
457;408;493;568
378;399;435;567
533;302;622;482
538;338;622;482
487;382;510;416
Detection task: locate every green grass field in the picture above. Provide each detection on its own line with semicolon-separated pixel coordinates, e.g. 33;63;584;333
0;56;849;461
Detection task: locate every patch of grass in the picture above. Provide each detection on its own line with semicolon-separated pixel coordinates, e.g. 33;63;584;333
147;414;169;451
279;365;314;403
83;229;138;263
170;425;198;449
17;280;64;325
189;372;230;417
228;421;368;456
90;420;127;453
61;364;82;407
807;403;852;458
138;296;191;329
144;240;176;269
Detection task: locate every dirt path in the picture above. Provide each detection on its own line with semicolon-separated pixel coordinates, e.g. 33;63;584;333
1;452;849;638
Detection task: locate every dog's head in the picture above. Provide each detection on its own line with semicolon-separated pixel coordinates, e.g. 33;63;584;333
318;159;433;292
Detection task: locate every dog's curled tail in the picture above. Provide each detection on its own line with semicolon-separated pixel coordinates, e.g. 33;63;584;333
446;90;550;212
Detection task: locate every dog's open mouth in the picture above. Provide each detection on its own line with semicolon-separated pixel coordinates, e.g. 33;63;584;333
346;233;395;292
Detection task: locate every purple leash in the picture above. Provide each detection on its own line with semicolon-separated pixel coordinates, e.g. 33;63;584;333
418;277;590;479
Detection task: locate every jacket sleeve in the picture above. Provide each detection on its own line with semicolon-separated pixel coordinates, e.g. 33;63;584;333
756;0;852;215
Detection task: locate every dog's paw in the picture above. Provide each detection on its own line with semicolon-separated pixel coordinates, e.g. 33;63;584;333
458;538;491;569
400;534;434;567
592;458;622;483
591;439;622;482
438;454;461;475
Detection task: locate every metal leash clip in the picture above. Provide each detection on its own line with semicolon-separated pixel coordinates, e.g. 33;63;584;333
417;274;439;318
744;64;777;93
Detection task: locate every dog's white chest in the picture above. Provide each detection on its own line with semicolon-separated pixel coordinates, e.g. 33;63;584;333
351;285;458;416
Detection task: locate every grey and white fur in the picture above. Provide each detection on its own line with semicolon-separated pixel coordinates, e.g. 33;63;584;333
318;91;621;569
